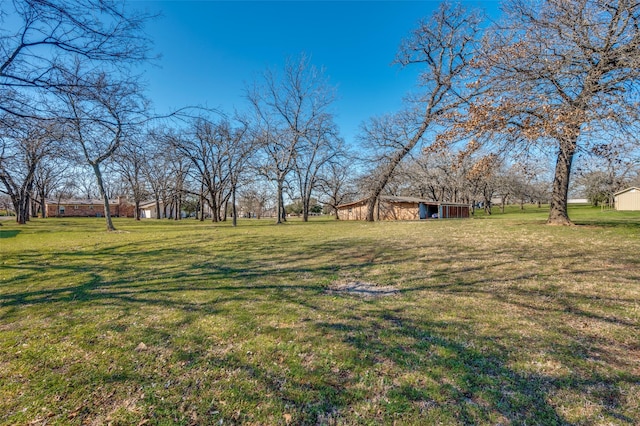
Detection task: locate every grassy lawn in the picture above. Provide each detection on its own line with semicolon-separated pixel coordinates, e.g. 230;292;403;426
1;206;639;425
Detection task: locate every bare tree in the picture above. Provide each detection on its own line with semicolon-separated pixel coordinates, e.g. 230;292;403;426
61;69;146;231
575;137;639;206
292;116;344;221
361;3;484;221
468;0;640;225
143;142;175;219
0;0;152;120
0;118;61;224
114;136;149;220
317;154;358;220
221;119;253;226
33;154;73;218
168;118;231;223
248;54;337;224
1;0;153;229
238;183;272;220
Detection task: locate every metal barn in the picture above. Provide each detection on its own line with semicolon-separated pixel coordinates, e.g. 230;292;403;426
614;187;640;211
337;196;470;221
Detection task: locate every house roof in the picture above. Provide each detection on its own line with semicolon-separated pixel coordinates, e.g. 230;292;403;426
613;187;640;197
139;200;158;208
45;198;117;205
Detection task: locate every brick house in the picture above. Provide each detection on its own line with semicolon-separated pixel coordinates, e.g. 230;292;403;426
45;197;136;218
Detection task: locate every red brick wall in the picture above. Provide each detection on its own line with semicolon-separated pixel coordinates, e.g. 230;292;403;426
114;202;136;218
45;201;136;218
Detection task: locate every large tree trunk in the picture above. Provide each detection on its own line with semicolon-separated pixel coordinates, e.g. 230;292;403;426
365;196;378;222
16;197;28;224
548;134;578;225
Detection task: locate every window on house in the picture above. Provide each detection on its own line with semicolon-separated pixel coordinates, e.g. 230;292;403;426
59;206;65;214
74;205;79;209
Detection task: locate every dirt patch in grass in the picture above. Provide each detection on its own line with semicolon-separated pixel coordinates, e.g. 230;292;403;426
327;280;399;298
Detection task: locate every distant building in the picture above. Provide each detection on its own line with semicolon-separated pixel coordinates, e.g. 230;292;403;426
337;196;470;221
614;187;640;211
139;200;161;219
568;198;590;204
45;197;135;218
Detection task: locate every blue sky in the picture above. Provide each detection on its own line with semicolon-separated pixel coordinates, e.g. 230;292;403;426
136;1;499;144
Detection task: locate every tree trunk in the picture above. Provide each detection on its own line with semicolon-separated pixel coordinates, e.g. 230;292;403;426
209;190;218;223
134;200;140;220
231;184;238;227
275;180;285;224
548;134;578;225
15;197;27;224
20;184;34;223
198;184;204;221
365;195;377;222
92;163;116;231
39;189;46;218
366;120;429;221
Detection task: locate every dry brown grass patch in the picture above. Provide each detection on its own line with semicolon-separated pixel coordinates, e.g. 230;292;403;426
326;280;399;298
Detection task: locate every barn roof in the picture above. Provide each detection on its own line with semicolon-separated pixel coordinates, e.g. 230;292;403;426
613;187;640;196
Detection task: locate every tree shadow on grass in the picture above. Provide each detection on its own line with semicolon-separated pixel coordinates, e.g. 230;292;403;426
572;219;640;229
0;229;21;238
2;226;639;423
313;307;570;424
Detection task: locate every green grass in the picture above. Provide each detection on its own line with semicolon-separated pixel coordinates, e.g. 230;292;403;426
1;207;639;425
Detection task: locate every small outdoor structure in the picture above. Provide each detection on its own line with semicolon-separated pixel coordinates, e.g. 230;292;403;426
139;200;161;219
614;187;640;211
337;196;470;221
45;197;135;218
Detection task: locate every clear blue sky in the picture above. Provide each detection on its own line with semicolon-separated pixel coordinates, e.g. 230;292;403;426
135;1;499;145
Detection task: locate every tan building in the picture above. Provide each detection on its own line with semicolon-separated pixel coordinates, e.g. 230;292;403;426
614;187;640;211
337;196;470;221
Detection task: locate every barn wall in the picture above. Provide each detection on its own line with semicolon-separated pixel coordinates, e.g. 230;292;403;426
440;205;470;218
338;201;470;220
378;202;420;220
338;203;367;220
616;190;640;211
